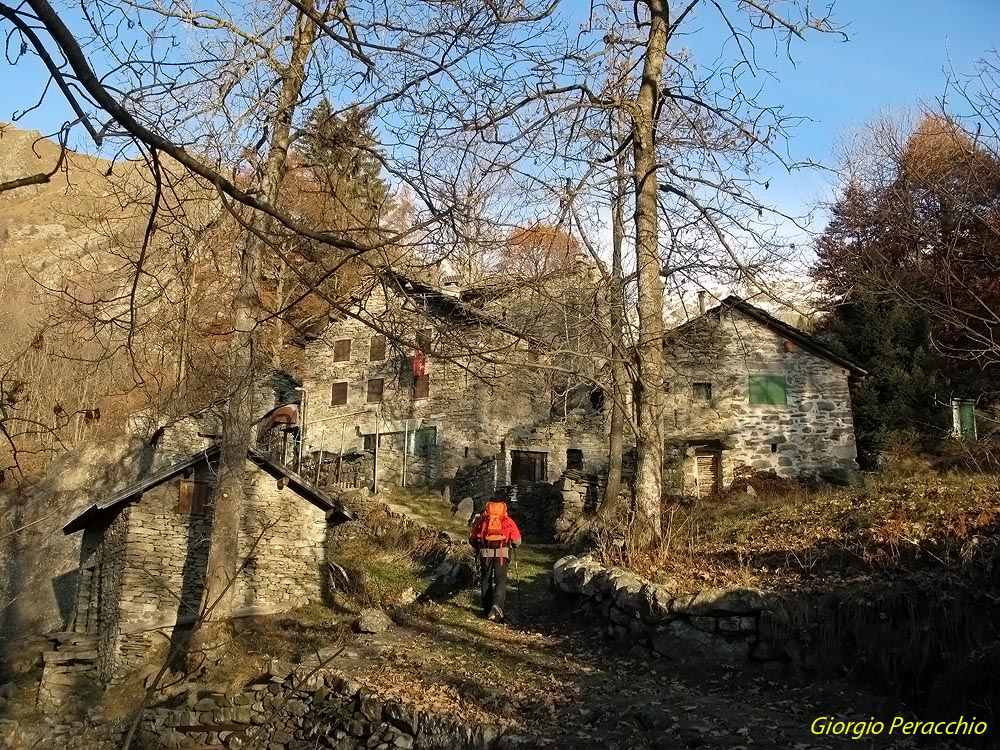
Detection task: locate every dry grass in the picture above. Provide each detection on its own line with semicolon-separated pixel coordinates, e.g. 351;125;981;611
382;487;473;537
595;466;1000;591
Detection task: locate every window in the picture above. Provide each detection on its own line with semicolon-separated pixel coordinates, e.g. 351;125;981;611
331;381;348;406
511;450;547;483
369;334;386;361
363;434;376;451
748;375;787;405
693;382;712;401
411;427;437;457
177;480;209;514
413;374;430;399
589;389;605;412
366;378;384;403
566;448;583;470
333;339;351;362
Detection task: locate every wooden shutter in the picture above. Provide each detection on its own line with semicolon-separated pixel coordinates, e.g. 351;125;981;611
367;378;384;403
749;375;786;405
413;374;430;399
696;453;719;497
333;339;352;362
331;381;348;405
959;402;977;440
178;480;208;514
369;334;386;361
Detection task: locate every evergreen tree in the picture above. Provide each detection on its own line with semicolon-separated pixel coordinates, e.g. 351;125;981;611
815;294;945;462
297;99;390;226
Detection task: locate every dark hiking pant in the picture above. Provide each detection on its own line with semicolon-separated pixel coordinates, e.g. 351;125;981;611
479;554;509;615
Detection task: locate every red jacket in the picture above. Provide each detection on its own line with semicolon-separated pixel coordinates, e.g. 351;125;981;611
469;507;522;559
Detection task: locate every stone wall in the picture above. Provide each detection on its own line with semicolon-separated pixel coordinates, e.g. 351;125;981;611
451;459;499;510
87;458;331;681
36;632;100;713
552;555;792;667
136;658;525;750
663;309;859;490
302;284;609;494
11;656;528;750
92;510;130;684
233;464;328;610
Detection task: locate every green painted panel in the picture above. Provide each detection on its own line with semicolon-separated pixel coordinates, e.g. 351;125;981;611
749;375;787;405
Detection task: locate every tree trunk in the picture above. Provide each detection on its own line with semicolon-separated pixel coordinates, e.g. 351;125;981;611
629;0;669;545
599;144;628;517
196;3;319;645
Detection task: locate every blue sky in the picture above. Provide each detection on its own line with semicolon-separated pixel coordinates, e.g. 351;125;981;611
711;0;1000;222
2;1;998;235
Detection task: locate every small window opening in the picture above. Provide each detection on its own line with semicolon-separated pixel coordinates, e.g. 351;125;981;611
369;334;387;361
771;443;778;453
511;450;547;483
366;378;384;403
464;446;469;458
330;381;348;406
589;389;605;412
177;480;209;514
693;382;712;401
333;339;351;362
413;374;430;399
566;448;584;470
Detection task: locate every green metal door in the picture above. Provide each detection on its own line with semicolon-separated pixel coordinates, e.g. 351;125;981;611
959;401;977;440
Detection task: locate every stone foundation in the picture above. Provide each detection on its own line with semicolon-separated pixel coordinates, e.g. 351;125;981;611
36;632;100;712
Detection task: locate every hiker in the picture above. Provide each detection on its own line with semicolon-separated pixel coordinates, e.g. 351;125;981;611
468;496;522;622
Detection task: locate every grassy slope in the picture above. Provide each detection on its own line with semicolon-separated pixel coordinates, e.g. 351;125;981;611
596;466;1000;591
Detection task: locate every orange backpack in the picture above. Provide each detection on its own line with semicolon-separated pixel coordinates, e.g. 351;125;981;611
478;501;508;546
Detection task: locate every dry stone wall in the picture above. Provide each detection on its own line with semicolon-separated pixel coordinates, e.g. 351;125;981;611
90;511;130;683
129;658;529;750
233;464;328;610
36;632;100;713
552;555;795;667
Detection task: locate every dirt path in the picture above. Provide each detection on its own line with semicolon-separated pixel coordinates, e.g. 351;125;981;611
335;544;935;750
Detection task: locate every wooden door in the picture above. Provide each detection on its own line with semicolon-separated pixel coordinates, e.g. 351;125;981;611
696;451;720;497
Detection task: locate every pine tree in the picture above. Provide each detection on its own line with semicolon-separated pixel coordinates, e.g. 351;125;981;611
298;99;389;225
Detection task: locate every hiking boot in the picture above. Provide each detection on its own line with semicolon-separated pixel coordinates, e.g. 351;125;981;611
487;605;504;623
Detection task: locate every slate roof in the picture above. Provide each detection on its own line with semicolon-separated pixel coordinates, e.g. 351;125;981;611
63;445;352;534
670;295;867;378
292;267;543;349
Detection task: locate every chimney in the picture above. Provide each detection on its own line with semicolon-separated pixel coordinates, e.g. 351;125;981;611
697;290;707;315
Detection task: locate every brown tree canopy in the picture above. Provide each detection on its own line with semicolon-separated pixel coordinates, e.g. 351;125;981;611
814;112;1000;387
500;223;582;276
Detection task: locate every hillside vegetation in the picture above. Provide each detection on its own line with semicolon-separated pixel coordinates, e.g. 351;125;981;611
598;450;1000;592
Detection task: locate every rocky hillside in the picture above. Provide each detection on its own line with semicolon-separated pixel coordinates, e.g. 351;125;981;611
0;124;130;287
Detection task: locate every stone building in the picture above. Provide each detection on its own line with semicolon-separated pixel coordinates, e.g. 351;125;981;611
62;445;350;683
299;269;610;500
662;296;866;496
